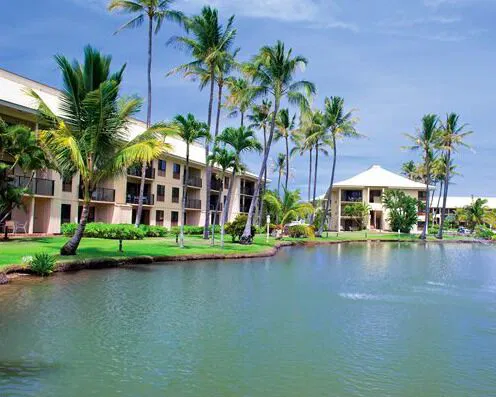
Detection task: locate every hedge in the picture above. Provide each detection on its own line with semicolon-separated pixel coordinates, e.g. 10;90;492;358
61;223;149;240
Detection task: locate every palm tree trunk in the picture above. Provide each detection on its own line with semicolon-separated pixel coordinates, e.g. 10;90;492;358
240;111;244;128
223;169;236;224
241;99;280;243
215;81;223;138
308;147;313;202
219;183;225;248
203;67;215;239
277;171;281;197
437;151;451;239
319;134;336;235
211;186;222;245
134;15;154;228
284;136;289;191
257;125;268;227
313;143;319;207
435;180;443;225
420;157;431;240
180;146;190;248
61;193;90;256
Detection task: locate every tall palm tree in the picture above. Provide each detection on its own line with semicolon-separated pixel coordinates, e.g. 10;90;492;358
108;0;184;227
240;41;315;243
319;96;360;235
404;114;440;240
207;147;238;247
171;114;210;248
248;99;272;225
168;6;237;239
463;197;488;230
436;113;472;239
401;160;420;181
274;108;296;192
31;46;173;255
273;153;287;197
225;77;256;127
216;126;262;223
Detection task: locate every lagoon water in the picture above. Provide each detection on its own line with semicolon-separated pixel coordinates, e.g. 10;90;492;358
1;243;496;396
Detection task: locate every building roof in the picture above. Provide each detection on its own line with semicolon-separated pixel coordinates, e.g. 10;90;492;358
431;196;496;209
332;165;428;190
0;67;260;179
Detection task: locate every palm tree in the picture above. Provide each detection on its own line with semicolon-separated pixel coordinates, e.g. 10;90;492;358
263;189;313;227
273;153;287;197
216;126;262;223
319;96;360;235
436;113;472;239
172;114;210;248
274;108;296;191
31;46;173;255
404;114;440;240
239;41;315;243
401;160;420;181
207;147;238;247
168;6;237;239
108;0;184;227
225;77;256;127
248;99;272;225
463;197;488;230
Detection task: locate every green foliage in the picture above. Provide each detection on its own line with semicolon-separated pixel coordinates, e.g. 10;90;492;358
382;189;419;234
287;224;315;238
225;214;256;242
138;225;168;237
170;225;220;236
462;198;489;230
30;252;56;276
62;223;146;240
263;189;314;226
475;225;494;240
342;202;371;230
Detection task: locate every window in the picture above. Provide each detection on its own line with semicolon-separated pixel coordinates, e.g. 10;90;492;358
61;204;71;225
156;210;164;225
157;185;165;201
158;159;166;177
173;163;181;179
172;187;180;203
62;176;72;192
171;211;179;226
369;190;382;203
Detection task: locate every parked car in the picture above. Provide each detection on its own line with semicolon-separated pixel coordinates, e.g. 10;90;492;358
457;227;472;235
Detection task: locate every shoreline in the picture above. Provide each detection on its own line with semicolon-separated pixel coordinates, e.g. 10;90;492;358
0;237;489;285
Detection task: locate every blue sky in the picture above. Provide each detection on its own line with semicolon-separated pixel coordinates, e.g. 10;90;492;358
1;0;495;196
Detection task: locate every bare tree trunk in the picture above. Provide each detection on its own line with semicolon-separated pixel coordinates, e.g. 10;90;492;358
61;195;90;256
223;169;236;224
215;81;223;138
435;180;443;225
203;68;215;239
219;182;225;248
241;99;279;243
240;111;244;128
180;147;190;248
277;171;281;197
211;184;222;246
420;156;431;240
319;134;336;235
313;143;319;207
308;147;313;202
257;125;268;227
284;135;289;191
135;15;154;228
437;151;451;239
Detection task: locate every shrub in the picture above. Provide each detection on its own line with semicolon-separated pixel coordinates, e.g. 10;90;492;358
225;214;256;242
475;225;494;240
30;252;56;276
169;225;220;236
382;190;419;233
139;225;168;237
61;223;145;240
288;225;315;238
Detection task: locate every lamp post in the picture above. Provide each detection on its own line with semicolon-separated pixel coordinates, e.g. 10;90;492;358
266;215;270;243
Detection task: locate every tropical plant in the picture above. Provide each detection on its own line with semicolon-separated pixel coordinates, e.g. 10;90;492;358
207;146;238;247
31;46;173;255
168;6;237;239
225;77;256;127
436;113;473;239
263;189;313;227
462;197;488;230
108;0;185;227
172;114;210;247
342;202;371;230
403;114;440;239
401;160;421;182
225;214;256;242
318;96;360;235
273;153;287;197
240;41;315;242
216;126;262;224
287;224;315;238
30;252;56;276
382;189;420;234
274;108;296;191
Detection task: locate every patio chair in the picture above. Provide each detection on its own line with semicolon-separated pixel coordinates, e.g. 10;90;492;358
15;221;28;234
3;221;15;236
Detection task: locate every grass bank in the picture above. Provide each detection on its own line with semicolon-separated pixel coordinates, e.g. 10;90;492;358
0;231;476;271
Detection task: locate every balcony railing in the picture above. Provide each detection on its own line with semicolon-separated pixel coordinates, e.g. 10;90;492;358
341;194;363;202
187;176;202;188
241;185;255;196
211;179;223;191
79;187;115;202
126;194;155;205
186;198;201;209
210;202;223;211
12;176;55;196
127;166;155;179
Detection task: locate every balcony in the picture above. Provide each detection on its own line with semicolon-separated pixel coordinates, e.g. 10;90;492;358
12;176;54;196
79;187;115;202
127;166;155;179
186;176;202;188
341;191;363;203
126;194;155;206
210;202;223;211
241;185;255;196
211;178;223;191
186;198;201;209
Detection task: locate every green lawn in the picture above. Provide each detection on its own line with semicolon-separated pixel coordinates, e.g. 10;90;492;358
0;231;474;269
